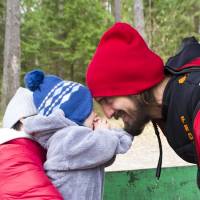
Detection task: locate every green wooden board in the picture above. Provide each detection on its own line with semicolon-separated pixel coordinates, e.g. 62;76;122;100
104;166;200;200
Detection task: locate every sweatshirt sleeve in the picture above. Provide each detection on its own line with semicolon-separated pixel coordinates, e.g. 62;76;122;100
48;126;133;170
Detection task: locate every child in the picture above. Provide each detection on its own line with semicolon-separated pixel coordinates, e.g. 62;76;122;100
23;70;133;200
0;87;63;199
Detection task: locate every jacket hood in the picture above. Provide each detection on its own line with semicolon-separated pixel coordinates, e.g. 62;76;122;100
23;109;77;148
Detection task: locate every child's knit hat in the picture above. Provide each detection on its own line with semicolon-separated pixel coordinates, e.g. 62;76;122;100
24;69;93;125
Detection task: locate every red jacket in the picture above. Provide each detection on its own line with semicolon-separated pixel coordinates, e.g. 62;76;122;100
0;137;63;199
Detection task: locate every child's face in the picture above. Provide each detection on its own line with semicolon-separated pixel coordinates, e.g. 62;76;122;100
83;111;99;129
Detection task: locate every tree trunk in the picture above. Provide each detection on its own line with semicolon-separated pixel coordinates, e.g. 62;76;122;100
148;0;153;46
133;0;147;42
101;0;111;12
194;16;200;34
70;63;74;81
114;0;121;22
0;0;5;72
2;0;20;112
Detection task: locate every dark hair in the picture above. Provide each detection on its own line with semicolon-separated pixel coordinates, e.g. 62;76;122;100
139;90;156;105
12;121;23;131
128;90;157;106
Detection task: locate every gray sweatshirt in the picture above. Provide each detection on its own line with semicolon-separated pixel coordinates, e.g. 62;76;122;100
23;109;133;200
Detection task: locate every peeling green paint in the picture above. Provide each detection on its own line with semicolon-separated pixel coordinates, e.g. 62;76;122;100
127;171;139;186
104;166;200;200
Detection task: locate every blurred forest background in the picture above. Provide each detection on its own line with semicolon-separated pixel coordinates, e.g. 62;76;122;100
0;0;200;113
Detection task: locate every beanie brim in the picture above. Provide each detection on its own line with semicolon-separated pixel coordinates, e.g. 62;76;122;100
90;75;164;97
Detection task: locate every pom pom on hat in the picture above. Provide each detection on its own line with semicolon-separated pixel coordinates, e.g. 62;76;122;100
24;69;45;91
86;22;164;97
24;69;93;125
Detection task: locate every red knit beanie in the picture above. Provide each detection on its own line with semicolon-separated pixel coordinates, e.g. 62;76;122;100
86;22;164;97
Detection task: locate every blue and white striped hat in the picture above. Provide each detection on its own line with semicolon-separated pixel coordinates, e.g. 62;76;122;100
24;69;93;125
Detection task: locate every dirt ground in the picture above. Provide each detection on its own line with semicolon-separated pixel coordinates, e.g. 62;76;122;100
106;122;193;172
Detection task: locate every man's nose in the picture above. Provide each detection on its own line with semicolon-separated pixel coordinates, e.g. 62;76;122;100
102;105;115;119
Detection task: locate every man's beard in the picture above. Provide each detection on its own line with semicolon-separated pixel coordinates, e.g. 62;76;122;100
122;99;150;136
124;112;150;136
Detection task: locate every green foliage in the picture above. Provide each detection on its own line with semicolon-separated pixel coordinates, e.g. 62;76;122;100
144;0;200;61
21;0;113;83
121;0;134;25
1;0;200;86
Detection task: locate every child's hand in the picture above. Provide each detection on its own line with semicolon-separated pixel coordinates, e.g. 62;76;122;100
93;118;110;130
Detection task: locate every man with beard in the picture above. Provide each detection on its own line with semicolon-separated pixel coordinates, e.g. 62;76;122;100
86;22;200;188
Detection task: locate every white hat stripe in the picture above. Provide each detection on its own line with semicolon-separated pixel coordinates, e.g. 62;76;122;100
45;83;80;116
38;81;72;111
